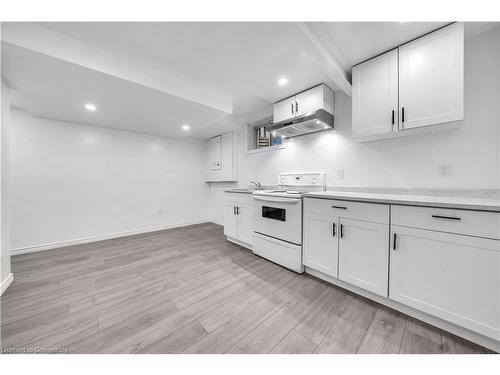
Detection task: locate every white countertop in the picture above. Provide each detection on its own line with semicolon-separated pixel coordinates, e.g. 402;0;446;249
303;191;500;212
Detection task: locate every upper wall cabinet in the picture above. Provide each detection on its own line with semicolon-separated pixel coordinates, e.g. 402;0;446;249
205;132;237;182
273;84;335;124
208;136;222;170
399;23;464;129
352;22;464;140
352;49;399;137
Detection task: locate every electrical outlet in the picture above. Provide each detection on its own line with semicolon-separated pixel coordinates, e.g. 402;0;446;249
337;168;344;180
438;164;452;178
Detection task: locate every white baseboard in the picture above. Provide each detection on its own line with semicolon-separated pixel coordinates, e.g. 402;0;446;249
227;236;253;250
306;267;500;353
1;273;14;296
10;219;210;255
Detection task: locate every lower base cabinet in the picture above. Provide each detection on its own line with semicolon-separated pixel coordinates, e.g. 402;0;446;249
224;193;253;247
303;211;339;277
302;198;390;296
339;218;389;297
302;198;500;348
390;225;500;341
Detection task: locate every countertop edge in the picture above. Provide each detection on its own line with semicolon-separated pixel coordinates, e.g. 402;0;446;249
303;193;500;213
224;190;253;194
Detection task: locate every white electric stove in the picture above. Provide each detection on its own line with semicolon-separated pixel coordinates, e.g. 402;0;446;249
252;172;326;273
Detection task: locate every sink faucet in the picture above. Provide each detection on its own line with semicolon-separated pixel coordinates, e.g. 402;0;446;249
249;181;262;190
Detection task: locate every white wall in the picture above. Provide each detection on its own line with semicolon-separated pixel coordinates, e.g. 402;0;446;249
1;79;12;292
10;110;210;252
209;27;500;225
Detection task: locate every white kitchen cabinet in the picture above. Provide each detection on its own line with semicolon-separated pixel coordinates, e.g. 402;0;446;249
390;225;500;341
208;136;221;170
206;132;237;182
399;22;464;130
303;211;339;277
352;22;464;140
224;192;253;248
224;200;238;238
236;202;254;245
303;197;390;294
273;84;335;124
352;49;398;137
338;218;389;297
273;96;296;124
295;85;326;117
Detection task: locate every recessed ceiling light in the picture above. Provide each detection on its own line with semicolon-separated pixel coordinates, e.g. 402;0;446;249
182;124;190;131
85;103;97;111
278;77;288;86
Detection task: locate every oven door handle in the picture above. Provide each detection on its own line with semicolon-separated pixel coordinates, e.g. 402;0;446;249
253;196;301;204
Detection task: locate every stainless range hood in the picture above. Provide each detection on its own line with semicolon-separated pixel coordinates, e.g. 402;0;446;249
269;109;334;138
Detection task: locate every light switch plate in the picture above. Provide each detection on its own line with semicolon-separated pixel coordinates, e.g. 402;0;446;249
337;168;344;180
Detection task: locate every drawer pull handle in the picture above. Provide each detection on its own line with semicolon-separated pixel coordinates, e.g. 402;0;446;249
432;215;461;221
332;205;347;210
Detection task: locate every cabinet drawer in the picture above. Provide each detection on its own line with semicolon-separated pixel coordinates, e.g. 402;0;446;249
391;205;500;240
304;197;389;224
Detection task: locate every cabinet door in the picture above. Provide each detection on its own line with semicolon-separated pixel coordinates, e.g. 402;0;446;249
236;202;253;245
303;212;339;277
338;218;389;296
390;226;500;340
295;85;324;117
352;49;398;137
273;96;296;123
398;22;464;129
224;201;238;238
208;136;221;170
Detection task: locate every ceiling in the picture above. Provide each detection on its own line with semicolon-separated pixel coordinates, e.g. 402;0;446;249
3;43;229;138
2;22;498;139
310;22;500;68
310;22;448;68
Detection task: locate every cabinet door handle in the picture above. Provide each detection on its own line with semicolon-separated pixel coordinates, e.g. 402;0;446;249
402;107;405;122
291;103;294;115
393;233;397;250
233;206;236;215
432;215;461;221
392;110;395;125
340;224;344;238
236;207;240;215
332;222;336;237
295;101;298;115
331;205;347;210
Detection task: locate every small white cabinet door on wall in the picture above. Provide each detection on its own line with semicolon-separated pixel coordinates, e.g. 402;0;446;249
208;136;221;170
237;202;254;245
398;22;464;129
390;226;500;341
224;201;238;239
273;96;296;123
338;218;389;297
352;49;398;137
303;212;339;277
295;85;324;117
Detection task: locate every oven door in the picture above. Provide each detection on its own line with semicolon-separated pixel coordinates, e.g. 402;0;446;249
253;195;302;245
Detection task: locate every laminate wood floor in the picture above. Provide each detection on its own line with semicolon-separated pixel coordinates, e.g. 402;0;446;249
0;223;493;354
